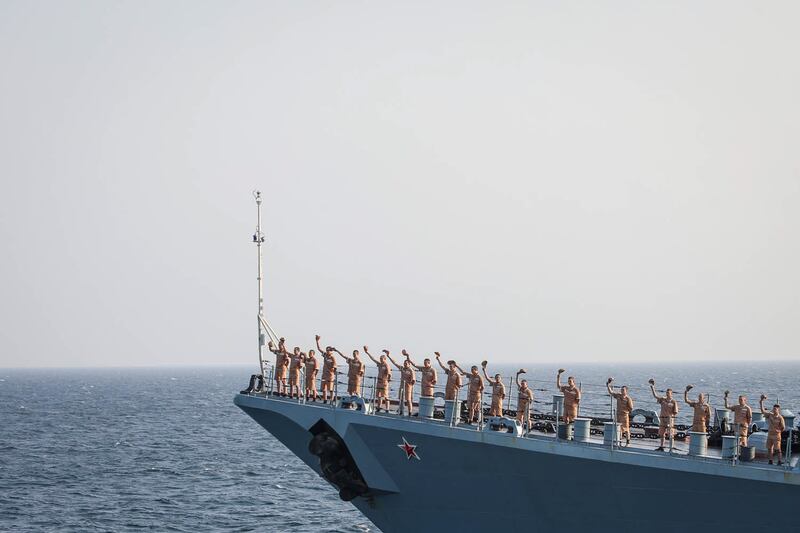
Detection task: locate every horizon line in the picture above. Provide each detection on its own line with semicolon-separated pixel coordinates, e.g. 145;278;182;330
2;358;800;371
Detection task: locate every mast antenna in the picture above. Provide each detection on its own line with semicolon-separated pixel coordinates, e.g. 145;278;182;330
253;190;266;377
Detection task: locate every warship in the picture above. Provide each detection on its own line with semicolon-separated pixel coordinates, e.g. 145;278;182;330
236;192;800;533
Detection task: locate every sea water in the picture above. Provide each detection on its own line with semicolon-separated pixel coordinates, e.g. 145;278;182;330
1;363;798;532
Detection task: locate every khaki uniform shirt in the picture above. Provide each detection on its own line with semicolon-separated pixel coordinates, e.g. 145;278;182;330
611;392;633;419
730;404;752;427
467;374;484;401
561;385;581;412
518;386;534;405
766;412;786;437
688;401;710;431
274;352;287;378
420;367;437;397
445;369;463;398
376;361;391;386
289;354;303;373
321;354;337;383
304;355;317;387
658;397;679;424
491;381;506;406
348;359;364;380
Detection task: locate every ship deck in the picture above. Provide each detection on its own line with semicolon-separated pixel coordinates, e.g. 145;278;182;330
245;390;799;474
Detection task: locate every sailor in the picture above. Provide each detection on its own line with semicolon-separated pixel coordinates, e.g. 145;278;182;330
481;361;505;417
649;379;678;451
287;347;305;399
455;362;484;424
407;353;437;398
556;369;581;425
386;350;416;416
335;347;365;396
268;340;287;396
304;349;319;401
436;352;463;401
515;370;534;427
364;346;392;413
683;385;710;433
316;335;338;403
606;378;634;445
759;395;786;466
723;391;752;448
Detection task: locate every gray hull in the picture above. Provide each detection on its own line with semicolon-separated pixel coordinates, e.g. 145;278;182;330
235;394;799;533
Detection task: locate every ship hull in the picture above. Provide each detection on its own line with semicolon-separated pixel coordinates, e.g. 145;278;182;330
235;394;799;533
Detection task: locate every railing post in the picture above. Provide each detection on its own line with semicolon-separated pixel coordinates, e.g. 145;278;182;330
555;398;560;442
333;370;338;410
450;387;459;427
669;415;675;455
507;377;513;413
479;391;484;430
371;376;377;414
268;366;274;396
525;400;531;437
298;367;304;404
610;394;615;451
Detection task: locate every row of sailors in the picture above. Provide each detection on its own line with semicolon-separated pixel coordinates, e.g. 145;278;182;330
265;336;787;465
607;378;786;464
267;336;533;425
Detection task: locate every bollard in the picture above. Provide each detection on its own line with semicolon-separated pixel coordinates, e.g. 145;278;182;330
604;422;621;447
721;435;737;459
740;445;756;462
573;418;592;443
688;432;708;456
444;399;462;426
558;423;574;440
418;396;435;419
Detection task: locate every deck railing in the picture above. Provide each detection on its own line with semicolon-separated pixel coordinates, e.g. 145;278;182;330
248;360;796;470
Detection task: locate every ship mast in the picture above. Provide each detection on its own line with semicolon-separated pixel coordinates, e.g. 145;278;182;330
253;191;266;375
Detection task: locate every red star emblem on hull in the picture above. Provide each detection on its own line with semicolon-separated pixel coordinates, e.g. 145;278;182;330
397;437;420;460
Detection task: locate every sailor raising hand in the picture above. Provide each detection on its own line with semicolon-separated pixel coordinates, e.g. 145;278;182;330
481;361;505;417
364;346;392;413
556;369;581;425
649;379;678;452
316;335;338;404
436;352;463;401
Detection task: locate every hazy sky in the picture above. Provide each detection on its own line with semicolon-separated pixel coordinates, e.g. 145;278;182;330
1;1;799;368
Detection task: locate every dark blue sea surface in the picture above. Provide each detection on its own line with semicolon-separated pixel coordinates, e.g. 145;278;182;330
0;368;377;532
1;363;798;532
